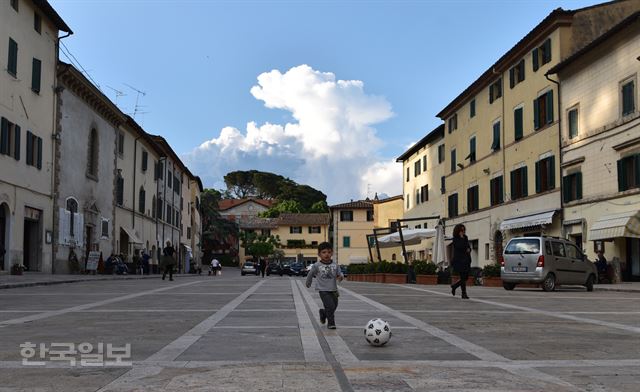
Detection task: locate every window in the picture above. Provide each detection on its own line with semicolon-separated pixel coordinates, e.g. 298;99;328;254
420;184;428;203
157;198;163;220
176;211;179;226
440;176;445;194
551;242;565;257
621;79;636;116
448;194;458;218
31;58;41;93
510;167;528;200
290;226;302;234
7;38;18;77
514;107;524;141
470;99;476;118
568;107;579;139
490;176;504;206
406;167;410;182
509;59;525;88
617;154;640;191
187;227;191;239
467;185;479;213
491;122;500;151
422;155;427;172
87;128;98;178
101;218;109;239
565;243;581;260
366;210;374;221
563;172;582;203
535;156;555;193
118;132;124;155
534;90;554;130
469;137;476;163
25;131;42;169
343;236;351;248
450;149;456;173
414;160;421;176
532;38;552;71
152;196;156;218
0;117;20;160
489;78;502;103
415;224;421;229
34;12;41;34
166;205;172;225
141;150;148;171
261;229;271;236
174;175;180;194
438;144;445;163
155;161;164;180
66;198;78;237
448;114;458;133
10;0;18;11
339;210;353;221
138;187;146;214
308;226;321;234
167;169;172;188
116;173;124;205
416;189;420;205
406;194;410;209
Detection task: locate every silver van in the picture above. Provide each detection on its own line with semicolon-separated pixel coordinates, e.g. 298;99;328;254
500;237;598;292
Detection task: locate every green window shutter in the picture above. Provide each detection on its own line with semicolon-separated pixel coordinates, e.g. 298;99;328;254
519;59;525;82
576;172;582;200
522;167;528;197
8;38;18;76
0;117;8;154
14;125;20;161
562;176;570;203
546;91;554;124
548;156;555;189
489;85;494;104
622;82;635;115
533;99;540;130
532;48;539;71
31;58;41;93
499;176;504;203
510;170;516;199
492;122;500;149
509;67;515;89
514;108;523;140
543;39;552;63
467;188;472;212
617;159;626;192
470;137;476;161
490;179;495;205
36;137;42;169
26;131;33;164
635;154;640;188
535;161;541;193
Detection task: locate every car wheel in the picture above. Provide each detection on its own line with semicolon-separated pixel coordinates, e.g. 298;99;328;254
241;272;245;276
542;273;556;292
585;274;595;292
503;282;516;290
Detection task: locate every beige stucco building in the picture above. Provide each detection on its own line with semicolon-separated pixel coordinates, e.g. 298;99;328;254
372;195;403;262
189;176;203;268
1;0;71;272
330;200;374;264
273;213;330;263
549;13;640;281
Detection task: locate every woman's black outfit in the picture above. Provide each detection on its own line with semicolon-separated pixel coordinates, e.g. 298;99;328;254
162;246;176;281
451;235;472;299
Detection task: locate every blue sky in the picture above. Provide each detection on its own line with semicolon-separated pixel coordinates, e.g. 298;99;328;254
50;0;599;203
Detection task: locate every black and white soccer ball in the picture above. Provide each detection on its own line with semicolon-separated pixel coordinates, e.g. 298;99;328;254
364;318;391;346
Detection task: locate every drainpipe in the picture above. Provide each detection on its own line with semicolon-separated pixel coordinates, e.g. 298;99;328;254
545;72;563;237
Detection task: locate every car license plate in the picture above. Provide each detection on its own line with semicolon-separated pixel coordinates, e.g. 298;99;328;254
512;266;528;272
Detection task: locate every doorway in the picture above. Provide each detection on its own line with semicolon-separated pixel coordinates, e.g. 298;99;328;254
0;203;7;270
23;218;41;271
494;231;503;263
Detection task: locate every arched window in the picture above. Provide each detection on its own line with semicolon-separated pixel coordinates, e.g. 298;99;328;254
151;196;156;219
66;198;78;236
87;128;98;177
116;172;124;206
138;187;146;214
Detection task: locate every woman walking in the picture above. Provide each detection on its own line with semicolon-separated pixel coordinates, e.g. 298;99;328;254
450;224;471;299
161;241;176;281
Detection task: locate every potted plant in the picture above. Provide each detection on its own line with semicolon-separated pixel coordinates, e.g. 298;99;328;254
482;263;502;286
11;263;25;275
414;260;439;285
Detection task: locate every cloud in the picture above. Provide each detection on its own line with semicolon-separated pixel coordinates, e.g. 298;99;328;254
183;64;399;203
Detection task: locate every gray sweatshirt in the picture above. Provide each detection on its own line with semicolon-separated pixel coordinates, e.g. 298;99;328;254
305;260;343;291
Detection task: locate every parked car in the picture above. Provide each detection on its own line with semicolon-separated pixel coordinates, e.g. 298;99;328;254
290;262;307;277
500;236;597;292
266;262;281;276
241;261;259;276
279;261;293;276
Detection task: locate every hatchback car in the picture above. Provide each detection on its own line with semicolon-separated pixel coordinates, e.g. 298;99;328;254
501;236;597;292
241;261;259;276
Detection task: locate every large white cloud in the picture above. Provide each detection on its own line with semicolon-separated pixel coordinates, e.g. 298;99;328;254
184;64;400;203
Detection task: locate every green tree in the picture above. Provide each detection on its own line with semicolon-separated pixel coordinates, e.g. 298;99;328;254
240;231;281;258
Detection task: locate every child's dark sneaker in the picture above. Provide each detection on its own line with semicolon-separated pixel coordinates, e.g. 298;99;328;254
327;324;336;329
319;309;326;324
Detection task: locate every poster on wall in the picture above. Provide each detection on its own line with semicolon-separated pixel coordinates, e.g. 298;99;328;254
86;251;100;271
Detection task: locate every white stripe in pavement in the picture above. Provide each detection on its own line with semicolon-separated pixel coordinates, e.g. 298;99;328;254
398;285;640;334
0;280;203;326
291;281;326;362
340;287;507;362
296;281;359;364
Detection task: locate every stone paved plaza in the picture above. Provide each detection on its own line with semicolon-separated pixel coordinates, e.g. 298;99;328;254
0;274;638;391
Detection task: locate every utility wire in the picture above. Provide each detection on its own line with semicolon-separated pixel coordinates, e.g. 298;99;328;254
59;40;102;91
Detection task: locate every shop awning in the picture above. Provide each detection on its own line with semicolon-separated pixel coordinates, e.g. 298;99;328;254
589;210;640;241
500;210;556;231
120;227;143;244
377;228;437;248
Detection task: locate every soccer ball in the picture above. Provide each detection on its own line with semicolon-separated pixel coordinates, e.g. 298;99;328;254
364;318;391;346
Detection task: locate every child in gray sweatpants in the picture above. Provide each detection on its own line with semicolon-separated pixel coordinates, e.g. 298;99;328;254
305;242;344;329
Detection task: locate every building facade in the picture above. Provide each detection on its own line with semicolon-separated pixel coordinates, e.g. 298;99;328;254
372;195;403;262
550;12;640;281
1;0;71;272
330;200;374;264
273;213;330;264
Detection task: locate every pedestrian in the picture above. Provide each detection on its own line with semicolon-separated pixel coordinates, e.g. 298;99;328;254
450;224;471;299
141;249;151;275
211;257;221;276
595;250;608;275
162;241;176;281
305;242;343;329
259;257;267;278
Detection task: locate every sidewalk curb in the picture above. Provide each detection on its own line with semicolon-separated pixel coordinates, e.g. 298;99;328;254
594;287;640;293
0;275;200;290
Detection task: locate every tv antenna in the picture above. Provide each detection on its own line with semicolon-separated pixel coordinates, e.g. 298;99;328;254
105;85;126;106
124;83;147;119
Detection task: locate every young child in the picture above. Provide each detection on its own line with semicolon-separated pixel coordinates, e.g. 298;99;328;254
305;242;344;329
